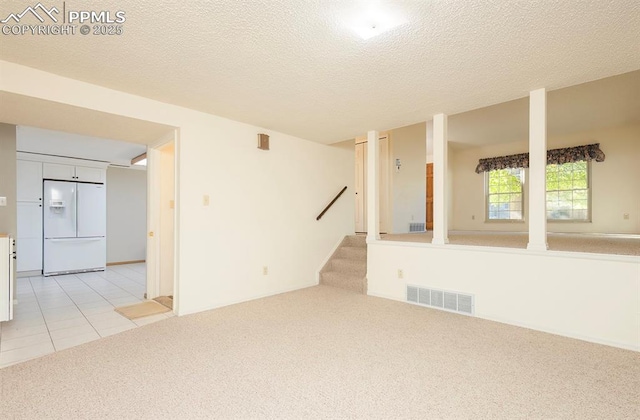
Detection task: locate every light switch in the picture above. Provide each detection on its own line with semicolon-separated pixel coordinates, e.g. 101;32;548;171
203;195;210;206
0;197;6;206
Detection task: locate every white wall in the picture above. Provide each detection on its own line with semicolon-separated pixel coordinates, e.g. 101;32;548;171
1;61;355;316
367;242;640;350
106;167;147;264
452;124;640;233
390;123;427;233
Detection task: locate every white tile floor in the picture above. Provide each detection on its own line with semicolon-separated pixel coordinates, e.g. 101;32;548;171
0;263;174;368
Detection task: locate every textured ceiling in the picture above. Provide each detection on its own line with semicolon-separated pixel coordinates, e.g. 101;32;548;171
1;0;639;144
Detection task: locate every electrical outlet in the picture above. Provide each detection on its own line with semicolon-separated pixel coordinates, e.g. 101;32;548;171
0;197;6;206
203;195;210;206
471;215;475;220
623;213;630;220
397;269;404;279
263;266;268;275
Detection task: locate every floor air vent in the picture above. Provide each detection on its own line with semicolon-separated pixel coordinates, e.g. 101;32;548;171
409;222;426;232
408;285;474;316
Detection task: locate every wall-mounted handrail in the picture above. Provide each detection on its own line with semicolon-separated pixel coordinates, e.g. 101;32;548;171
316;186;348;221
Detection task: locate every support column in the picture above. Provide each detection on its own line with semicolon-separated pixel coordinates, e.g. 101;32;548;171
366;130;380;242
432;114;449;245
527;88;548;251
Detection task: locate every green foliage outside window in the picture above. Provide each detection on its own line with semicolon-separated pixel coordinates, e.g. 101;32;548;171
485;161;590;222
546;161;589;220
487;168;524;220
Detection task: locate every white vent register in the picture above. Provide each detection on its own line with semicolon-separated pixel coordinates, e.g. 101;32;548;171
407;285;474;316
408;222;426;232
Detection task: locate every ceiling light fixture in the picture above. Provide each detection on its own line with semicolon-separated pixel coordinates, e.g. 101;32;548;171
347;5;407;40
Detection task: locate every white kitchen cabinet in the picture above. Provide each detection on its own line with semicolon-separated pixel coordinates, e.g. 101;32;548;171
17;202;43;272
75;166;105;183
0;235;15;322
43;163;76;181
16;160;43;202
43;163;105;183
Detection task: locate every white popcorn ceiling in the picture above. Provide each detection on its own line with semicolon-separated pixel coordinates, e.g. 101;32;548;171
0;0;638;144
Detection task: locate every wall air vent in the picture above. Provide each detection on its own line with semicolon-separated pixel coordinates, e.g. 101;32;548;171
257;133;270;150
406;285;474;316
409;222;426;232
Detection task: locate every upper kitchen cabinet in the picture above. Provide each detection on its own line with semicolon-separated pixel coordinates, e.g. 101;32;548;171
42;163;75;181
43;163;105;183
75;166;105;183
16;160;43;202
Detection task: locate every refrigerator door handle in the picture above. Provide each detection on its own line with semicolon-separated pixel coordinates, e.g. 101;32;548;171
73;185;78;237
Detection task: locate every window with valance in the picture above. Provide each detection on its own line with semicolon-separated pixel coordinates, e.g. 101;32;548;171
475;143;605;174
477;144;605;222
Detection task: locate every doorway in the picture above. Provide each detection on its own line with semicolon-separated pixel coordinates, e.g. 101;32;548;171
426;163;433;230
146;135;177;310
354;134;390;233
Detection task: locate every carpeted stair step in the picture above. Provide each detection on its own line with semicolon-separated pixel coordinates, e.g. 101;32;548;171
328;258;366;277
336;246;367;261
319;235;368;294
343;235;367;248
320;271;367;294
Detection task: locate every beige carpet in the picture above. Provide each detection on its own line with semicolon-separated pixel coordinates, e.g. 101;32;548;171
1;286;638;419
114;300;170;320
320;235;367;294
382;231;640;256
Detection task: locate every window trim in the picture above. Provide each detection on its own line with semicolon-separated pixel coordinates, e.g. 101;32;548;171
484;168;526;223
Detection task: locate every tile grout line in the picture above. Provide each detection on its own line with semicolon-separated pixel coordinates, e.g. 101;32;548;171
48;274;103;347
0;279;37;349
84;270;145;303
70;271;141;332
2;264;151;366
101;264;145;279
27;276;53;351
0;276;56;364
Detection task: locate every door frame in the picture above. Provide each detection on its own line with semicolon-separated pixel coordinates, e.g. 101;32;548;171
146;129;179;314
354;133;391;233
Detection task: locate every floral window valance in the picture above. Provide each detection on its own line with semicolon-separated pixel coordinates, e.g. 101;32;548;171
475;143;605;174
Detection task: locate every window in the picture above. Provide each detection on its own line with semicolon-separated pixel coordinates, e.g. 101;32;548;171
486;168;524;220
546;161;589;221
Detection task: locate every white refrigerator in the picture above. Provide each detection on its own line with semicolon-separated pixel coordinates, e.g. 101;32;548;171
43;180;106;276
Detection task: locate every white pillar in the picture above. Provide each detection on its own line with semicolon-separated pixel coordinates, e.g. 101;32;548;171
432;114;449;245
366;130;380;242
527;88;548;251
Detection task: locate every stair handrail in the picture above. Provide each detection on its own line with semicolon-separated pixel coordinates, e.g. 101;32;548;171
316;186;348;221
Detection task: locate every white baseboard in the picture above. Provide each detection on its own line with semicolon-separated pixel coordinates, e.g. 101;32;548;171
177;281;319;317
17;270;41;278
367;290;639;352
